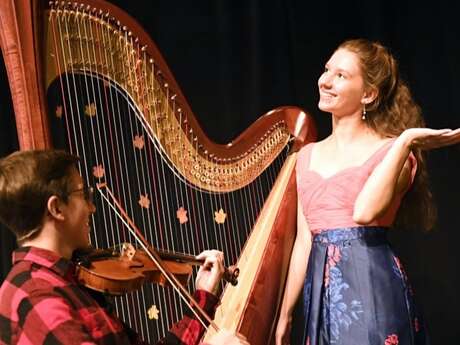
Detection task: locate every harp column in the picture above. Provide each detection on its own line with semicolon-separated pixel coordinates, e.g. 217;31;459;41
0;0;51;149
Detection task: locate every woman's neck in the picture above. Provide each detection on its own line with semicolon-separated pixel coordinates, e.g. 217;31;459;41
330;113;376;149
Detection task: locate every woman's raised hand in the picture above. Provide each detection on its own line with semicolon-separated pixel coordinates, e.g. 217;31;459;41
400;127;460;150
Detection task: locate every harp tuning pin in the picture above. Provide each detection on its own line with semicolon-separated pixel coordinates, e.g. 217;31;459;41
178;108;182;113
164;83;169;88
193;137;198;142
149;58;154;64
141;45;148;51
171;94;177;100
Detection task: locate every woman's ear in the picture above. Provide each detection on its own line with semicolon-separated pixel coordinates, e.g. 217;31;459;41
47;195;65;221
362;86;378;106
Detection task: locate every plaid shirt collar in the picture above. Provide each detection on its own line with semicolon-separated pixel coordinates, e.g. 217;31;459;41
12;246;76;279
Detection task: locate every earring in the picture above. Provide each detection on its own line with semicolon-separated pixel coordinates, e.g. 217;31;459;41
362;104;367;120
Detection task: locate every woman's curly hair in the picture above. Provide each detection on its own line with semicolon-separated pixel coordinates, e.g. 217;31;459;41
338;39;436;230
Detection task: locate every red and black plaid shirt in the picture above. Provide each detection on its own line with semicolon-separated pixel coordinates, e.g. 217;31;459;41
0;246;218;345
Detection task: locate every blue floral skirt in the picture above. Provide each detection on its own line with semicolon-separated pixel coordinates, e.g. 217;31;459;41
290;227;429;345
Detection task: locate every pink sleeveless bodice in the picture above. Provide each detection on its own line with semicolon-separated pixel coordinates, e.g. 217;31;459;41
296;139;417;234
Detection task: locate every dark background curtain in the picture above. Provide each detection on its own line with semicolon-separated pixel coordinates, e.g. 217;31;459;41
1;0;459;343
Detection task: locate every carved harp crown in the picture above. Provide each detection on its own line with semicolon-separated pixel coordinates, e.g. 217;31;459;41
0;1;316;344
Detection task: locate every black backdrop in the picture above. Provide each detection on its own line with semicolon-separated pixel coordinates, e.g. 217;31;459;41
1;1;459;343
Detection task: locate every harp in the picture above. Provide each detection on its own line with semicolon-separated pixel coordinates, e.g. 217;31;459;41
0;1;316;344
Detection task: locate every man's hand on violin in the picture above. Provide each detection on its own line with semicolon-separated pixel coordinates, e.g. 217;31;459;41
195;250;225;295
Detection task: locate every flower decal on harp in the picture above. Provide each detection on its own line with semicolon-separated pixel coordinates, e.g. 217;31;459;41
84;102;97;117
92;164;105;179
139;194;150;209
147;305;160;320
55;105;63;118
214;208;227;224
176;207;188;224
133;135;145;150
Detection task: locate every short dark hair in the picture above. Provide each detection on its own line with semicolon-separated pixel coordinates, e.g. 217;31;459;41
0;150;79;241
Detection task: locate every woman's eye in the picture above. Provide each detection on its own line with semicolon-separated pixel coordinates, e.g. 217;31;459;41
337;73;345;79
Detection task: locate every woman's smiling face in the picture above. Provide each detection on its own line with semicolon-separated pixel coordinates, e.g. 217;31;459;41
318;48;368;117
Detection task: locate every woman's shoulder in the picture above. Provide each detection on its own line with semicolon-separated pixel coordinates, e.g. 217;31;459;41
296;142;316;171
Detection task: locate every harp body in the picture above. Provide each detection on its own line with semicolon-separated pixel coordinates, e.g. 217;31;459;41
0;1;316;344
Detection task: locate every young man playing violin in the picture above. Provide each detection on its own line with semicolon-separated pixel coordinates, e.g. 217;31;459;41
0;150;248;345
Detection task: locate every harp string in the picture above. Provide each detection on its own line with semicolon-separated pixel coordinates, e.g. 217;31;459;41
85;8;146;336
138;49;174;342
144;47;185;325
92;13;138;335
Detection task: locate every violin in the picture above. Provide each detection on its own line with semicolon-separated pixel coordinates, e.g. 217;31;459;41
93;182;233;330
73;244;239;295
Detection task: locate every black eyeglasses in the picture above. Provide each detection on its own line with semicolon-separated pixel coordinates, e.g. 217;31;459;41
68;185;94;203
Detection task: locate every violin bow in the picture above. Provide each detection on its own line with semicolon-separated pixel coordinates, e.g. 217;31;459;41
96;182;219;332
